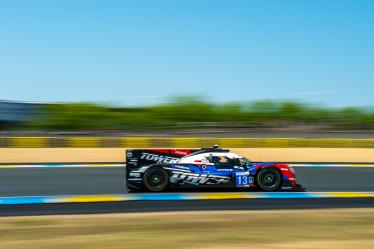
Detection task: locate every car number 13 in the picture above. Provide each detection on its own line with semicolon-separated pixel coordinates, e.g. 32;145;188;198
235;172;254;187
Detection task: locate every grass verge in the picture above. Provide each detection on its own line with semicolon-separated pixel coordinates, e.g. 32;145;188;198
1;209;374;249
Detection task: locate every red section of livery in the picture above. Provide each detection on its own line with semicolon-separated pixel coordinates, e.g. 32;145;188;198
170;149;191;156
147;149;191;157
254;163;297;187
275;163;297;187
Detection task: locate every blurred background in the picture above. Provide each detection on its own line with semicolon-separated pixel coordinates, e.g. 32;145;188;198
1;97;374;137
1;2;374;249
1;0;374;138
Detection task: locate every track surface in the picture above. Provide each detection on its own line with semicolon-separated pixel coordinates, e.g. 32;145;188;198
2;198;374;216
0;167;374;196
1;166;374;215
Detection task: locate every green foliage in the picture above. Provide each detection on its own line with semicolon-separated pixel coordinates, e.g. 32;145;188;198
22;98;374;131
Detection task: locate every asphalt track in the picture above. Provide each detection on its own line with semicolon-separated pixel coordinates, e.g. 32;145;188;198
2;198;374;216
1;166;374;196
1;166;374;215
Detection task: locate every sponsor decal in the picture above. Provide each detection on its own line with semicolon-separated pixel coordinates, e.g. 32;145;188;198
170;172;230;185
174;165;191;170
129;172;141;177
172;150;189;156
140;152;180;164
236;172;250;176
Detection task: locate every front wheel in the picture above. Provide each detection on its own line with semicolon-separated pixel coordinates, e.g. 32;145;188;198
143;167;169;192
256;167;282;191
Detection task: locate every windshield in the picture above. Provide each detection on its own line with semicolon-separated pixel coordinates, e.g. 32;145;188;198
239;157;251;166
239;157;250;163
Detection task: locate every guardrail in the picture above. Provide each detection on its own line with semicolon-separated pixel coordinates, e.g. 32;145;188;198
1;137;374;148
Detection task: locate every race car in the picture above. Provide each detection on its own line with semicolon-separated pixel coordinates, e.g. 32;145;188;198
125;145;303;192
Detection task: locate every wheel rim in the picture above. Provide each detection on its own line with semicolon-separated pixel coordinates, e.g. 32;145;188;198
146;169;167;190
259;169;280;190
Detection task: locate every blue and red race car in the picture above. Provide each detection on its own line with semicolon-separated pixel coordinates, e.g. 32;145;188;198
126;145;303;192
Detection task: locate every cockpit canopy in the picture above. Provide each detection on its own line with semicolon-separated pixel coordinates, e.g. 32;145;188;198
178;152;250;168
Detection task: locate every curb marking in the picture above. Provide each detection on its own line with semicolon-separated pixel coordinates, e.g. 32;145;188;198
1;192;374;205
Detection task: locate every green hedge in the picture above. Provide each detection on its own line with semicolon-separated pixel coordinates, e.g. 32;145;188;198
2;137;374;148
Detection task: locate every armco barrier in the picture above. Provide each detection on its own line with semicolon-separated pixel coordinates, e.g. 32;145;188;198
1;137;374;148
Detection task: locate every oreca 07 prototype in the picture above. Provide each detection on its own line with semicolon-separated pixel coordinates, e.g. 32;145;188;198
126;145;303;192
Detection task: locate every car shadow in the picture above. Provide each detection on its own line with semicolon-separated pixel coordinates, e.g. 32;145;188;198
130;187;305;193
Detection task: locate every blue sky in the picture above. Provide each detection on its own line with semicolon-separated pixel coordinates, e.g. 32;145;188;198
0;0;373;107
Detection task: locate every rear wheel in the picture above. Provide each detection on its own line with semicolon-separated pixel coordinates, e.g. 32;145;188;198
256;167;282;191
143;167;169;192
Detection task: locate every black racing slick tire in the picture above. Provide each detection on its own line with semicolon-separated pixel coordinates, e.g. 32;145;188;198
256;167;282;191
143;167;169;192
